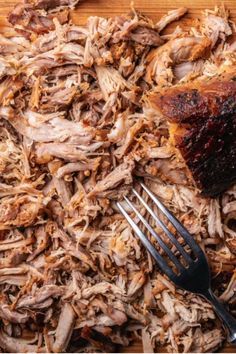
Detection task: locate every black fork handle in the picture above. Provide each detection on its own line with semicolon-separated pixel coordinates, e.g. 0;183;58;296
201;288;236;344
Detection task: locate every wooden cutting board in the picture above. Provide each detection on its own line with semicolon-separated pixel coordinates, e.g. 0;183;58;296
0;0;236;352
0;0;236;30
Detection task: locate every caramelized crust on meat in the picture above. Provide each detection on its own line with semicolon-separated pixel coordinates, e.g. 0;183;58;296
149;73;236;196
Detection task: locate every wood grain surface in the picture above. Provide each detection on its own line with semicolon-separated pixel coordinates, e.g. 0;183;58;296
0;0;236;30
0;0;236;352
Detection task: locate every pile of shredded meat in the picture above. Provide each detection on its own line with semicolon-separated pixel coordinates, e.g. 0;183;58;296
0;0;236;352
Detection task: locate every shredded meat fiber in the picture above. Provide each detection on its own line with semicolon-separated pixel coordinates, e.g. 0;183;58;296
0;1;236;352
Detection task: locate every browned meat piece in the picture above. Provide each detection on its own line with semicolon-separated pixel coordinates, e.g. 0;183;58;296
0;195;44;230
8;2;31;26
8;3;54;34
128;26;164;46
8;1;69;36
149;72;236;196
0;77;23;106
112;16;164;47
34;0;80;10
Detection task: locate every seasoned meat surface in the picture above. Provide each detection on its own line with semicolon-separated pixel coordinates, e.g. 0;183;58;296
150;73;236;196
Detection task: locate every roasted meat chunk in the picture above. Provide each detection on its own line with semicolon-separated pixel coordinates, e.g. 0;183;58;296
149;72;236;196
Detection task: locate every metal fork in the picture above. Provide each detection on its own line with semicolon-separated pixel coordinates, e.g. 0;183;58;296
117;182;236;343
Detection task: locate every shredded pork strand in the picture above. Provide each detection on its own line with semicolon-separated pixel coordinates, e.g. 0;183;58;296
0;0;235;352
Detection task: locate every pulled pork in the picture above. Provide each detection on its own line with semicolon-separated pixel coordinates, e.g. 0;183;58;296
0;1;236;353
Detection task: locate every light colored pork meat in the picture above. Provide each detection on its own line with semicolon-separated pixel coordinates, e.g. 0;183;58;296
88;160;135;198
95;65;131;101
0;304;29;323
35;142;103;163
0;1;235;353
145;36;211;85
0;58;16;78
52;303;75;352
53;176;72;205
202;7;232;47
190;328;223;352
114;118;145;158
156;7;188;32
173;60;204;81
27;225;49;261
9;112;94;144
0;236;34;252
56;158;101;178
219;271;236;302
16;284;64;309
107;113;129;143
0;34;30;56
0;329;45;353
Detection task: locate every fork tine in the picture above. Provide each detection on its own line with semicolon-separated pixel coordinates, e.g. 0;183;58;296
124;196;184;272
117;201;178;281
132;188;193;264
140;183;203;255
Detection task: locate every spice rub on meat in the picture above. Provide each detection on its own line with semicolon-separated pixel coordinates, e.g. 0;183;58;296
149;72;236;196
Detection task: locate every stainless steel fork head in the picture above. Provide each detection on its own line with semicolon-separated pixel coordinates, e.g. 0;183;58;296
117;182;236;344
